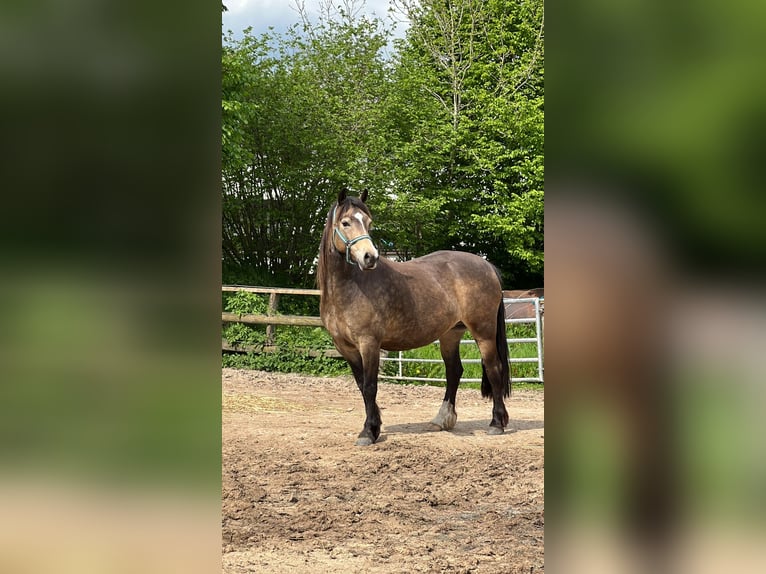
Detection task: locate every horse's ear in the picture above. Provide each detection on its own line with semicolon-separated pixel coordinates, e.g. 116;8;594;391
360;189;368;203
338;187;348;204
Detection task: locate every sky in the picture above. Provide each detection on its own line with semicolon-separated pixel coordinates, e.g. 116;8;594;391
222;0;407;42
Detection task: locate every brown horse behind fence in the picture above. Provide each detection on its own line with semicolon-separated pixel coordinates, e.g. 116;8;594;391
318;188;511;445
504;288;544;320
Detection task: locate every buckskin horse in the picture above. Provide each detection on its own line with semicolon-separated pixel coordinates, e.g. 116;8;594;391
317;188;511;445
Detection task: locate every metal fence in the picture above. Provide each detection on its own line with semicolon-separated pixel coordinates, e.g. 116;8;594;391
379;297;544;384
223;286;544;384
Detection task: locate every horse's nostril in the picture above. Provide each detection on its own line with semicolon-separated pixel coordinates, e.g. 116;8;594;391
361;252;378;269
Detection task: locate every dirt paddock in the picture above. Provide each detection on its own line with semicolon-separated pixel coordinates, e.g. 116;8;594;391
222;368;544;573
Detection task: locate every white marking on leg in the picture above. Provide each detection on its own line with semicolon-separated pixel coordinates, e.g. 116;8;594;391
430;400;457;430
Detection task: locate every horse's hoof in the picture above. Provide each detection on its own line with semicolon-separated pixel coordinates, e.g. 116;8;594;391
487;426;505;436
431;400;457;431
430;415;457;431
355;436;374;446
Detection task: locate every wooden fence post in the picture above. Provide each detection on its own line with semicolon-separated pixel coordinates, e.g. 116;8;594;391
265;292;280;344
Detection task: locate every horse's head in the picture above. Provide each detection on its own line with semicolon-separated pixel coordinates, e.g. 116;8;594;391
332;188;379;270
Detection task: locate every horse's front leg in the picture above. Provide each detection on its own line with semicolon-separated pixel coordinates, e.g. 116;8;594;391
354;342;382;446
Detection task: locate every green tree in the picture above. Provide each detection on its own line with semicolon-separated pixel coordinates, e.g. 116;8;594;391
221;0;544;288
221;7;393;286
388;0;544;286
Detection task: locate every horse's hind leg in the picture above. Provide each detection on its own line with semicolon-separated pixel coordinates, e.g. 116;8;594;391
475;338;510;434
431;326;465;431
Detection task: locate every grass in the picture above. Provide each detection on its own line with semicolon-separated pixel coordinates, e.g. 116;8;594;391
390;379;543;392
380;324;543;386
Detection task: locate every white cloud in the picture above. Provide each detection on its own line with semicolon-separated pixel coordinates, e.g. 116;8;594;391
223;0;250;15
223;0;408;42
222;1;305;39
225;0;290;15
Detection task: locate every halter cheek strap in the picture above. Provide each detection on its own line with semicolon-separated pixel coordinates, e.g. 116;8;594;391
333;205;372;266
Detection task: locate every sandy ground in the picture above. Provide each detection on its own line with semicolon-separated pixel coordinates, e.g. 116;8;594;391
222;368;544;573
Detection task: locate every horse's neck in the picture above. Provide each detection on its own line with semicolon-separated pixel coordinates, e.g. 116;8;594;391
320;248;354;297
325;260;354;291
325;255;398;299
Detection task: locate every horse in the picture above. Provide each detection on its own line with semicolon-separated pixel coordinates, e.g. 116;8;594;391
317;188;511;446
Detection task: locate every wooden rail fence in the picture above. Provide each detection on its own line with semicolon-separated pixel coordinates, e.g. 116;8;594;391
222;285;322;332
221;312;323;327
222;285;544;384
222;285;337;355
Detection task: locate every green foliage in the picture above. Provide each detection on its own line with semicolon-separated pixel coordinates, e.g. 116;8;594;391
279;294;320;317
222;11;394;287
221;291;268;348
222;0;544;289
223;322;265;348
387;0;544;286
222;324;347;377
223;290;268;315
221;289;346;376
274;326;334;349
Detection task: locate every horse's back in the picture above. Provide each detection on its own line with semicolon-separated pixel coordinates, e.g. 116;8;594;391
397;250;502;319
403;250;501;290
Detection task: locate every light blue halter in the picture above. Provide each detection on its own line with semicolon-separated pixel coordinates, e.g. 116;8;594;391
333;204;373;266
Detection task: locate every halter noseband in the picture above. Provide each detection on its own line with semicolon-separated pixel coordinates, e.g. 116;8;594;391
332;205;373;266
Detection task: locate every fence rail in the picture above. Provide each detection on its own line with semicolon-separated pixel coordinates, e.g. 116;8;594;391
222;285;322;343
221;339;341;358
222;286;543;384
221;312;323;327
222;285;320;296
379;296;544;384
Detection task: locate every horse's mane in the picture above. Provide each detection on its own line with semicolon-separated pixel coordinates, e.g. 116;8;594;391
316;196;373;295
316;207;335;294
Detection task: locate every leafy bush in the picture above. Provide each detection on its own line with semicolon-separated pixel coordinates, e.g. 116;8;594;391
223;322;266;348
223;291;269;315
222;290;347;376
222;291;269;349
274;326;334;348
222;348;347;377
279;294;319;317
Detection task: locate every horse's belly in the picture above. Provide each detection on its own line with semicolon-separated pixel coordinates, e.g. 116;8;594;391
381;340;432;352
380;321;458;352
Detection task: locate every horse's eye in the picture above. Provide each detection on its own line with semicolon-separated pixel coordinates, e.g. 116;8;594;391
342;220;350;227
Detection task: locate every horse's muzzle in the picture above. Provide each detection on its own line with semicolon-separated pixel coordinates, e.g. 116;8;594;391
360;250;379;270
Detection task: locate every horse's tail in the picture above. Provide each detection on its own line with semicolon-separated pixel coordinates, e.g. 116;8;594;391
481;300;511;398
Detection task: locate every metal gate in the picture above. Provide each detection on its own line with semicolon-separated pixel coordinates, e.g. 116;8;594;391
379;296;544;384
